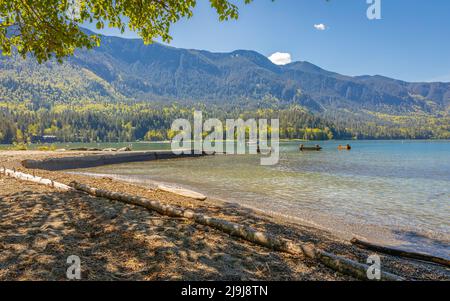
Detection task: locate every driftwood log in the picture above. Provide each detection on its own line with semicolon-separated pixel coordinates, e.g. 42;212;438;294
0;167;73;191
69;181;403;281
351;238;450;268
157;184;207;201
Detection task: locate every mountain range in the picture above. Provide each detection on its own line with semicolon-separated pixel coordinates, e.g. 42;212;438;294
0;29;449;142
1;29;449;112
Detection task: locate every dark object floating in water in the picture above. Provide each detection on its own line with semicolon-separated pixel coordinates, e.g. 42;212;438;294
351;238;450;268
299;144;322;151
338;144;352;150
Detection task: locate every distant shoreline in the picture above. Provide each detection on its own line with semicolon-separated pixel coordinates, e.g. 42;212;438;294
1;138;449;150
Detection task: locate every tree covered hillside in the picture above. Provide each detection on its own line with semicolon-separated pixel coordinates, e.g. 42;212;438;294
0;31;449;143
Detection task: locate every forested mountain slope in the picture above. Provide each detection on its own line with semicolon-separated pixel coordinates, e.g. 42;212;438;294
0;29;449;143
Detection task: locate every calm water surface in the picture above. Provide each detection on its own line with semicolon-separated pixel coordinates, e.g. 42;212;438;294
78;140;450;258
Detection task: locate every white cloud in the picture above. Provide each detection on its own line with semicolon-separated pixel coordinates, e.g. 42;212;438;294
314;23;327;31
268;52;292;65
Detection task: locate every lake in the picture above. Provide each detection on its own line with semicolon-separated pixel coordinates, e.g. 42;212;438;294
75;140;450;258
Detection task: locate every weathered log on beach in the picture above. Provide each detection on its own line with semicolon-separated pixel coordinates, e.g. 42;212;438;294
0;167;73;191
157;184;207;201
69;181;403;281
301;244;396;281
351;238;450;268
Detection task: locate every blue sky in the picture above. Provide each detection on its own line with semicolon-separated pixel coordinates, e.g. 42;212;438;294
85;0;450;83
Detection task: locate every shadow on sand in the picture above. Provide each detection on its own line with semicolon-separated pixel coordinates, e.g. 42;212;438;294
0;189;341;280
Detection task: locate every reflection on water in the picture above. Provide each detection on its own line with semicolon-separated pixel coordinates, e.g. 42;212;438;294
79;140;450;258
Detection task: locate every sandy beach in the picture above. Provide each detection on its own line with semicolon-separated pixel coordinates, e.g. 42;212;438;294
0;150;448;281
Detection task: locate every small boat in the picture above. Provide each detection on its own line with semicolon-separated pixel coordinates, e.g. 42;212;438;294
299;144;322;151
338;144;352;150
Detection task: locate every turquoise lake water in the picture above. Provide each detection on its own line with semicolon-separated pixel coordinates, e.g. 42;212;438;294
77;140;450;258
